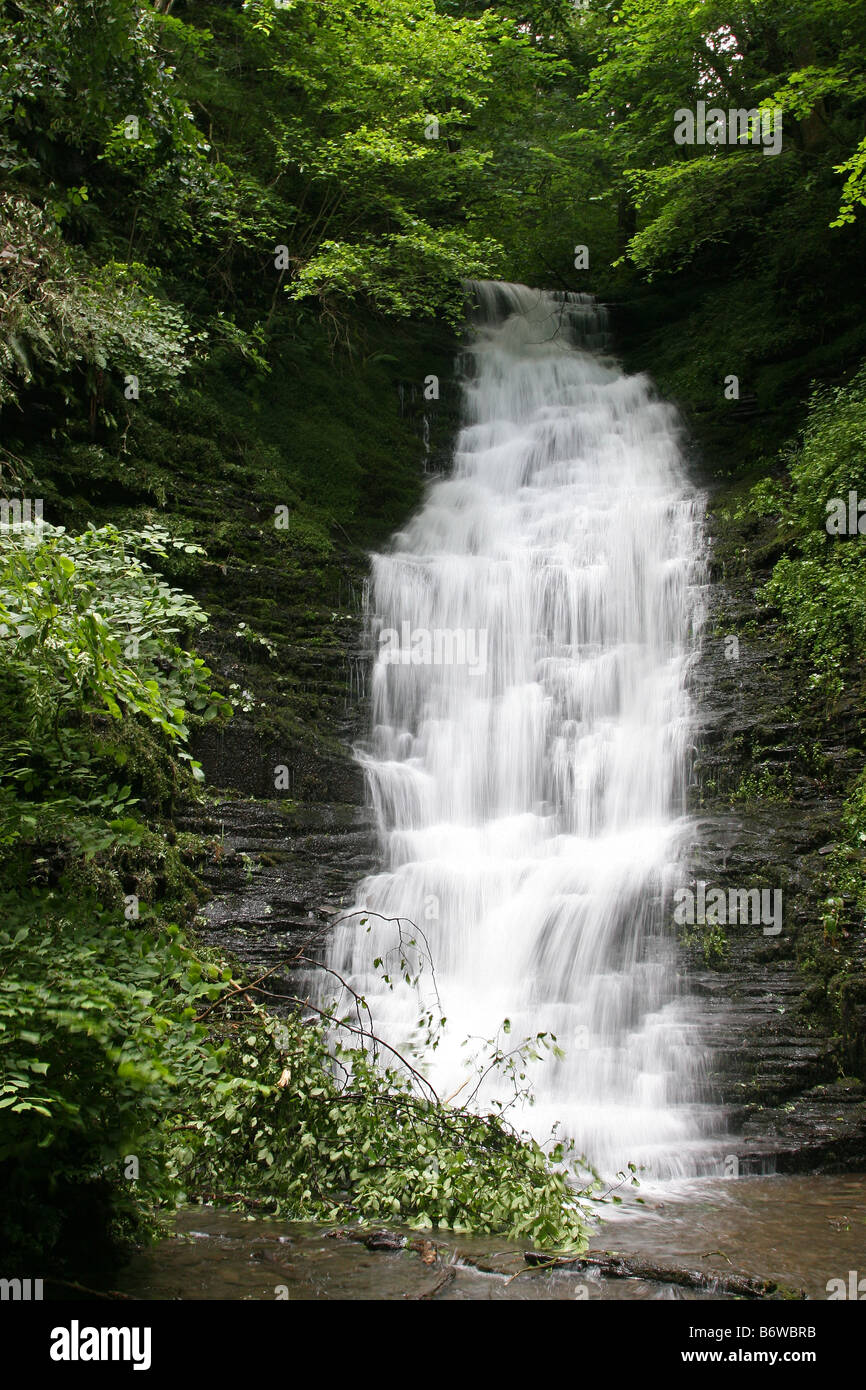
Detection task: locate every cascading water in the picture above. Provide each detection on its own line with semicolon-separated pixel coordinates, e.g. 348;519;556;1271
326;281;717;1179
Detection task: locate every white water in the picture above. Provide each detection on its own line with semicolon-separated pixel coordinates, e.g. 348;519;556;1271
327;281;715;1178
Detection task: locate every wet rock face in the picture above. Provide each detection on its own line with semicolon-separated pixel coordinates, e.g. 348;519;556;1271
739;1082;866;1173
194;722;367;805
177;798;378;996
685;498;866;1169
182;544;381;983
185;657;379;980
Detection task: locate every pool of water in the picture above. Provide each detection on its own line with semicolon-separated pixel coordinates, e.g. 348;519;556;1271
111;1174;865;1301
590;1172;866;1300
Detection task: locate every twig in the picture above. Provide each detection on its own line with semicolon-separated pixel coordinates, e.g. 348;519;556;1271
242;988;441;1105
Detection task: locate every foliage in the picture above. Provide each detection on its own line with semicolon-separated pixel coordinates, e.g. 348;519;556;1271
745;371;866;700
568;0;866;464
0;520;229;858
0;516;592;1265
187;1000;593;1249
0;891;230;1262
251;0;517;319
833;135;866;227
729;765;794;805
0;194;194;414
289;228;503;325
681;919;729;969
820;774;866;935
765;550;866;701
0;883;594;1264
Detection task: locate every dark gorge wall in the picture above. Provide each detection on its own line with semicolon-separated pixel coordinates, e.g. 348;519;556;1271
170;319;462;987
19;308;461;989
685;489;866;1170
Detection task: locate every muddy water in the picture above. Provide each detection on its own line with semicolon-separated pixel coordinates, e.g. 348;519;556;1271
114;1174;865;1301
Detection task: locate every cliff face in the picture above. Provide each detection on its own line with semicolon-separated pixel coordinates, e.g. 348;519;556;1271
684;490;866;1170
174;330;462;999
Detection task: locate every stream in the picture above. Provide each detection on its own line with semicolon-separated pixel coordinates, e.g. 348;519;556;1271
114;1175;865;1301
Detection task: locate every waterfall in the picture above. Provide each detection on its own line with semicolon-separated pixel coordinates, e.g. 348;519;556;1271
326;281;715;1179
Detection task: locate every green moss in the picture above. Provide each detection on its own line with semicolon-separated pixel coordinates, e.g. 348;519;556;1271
729;766;794;806
680;919;730;969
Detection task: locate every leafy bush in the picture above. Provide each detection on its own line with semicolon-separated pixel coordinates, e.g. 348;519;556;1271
0;520;230;858
0;195;194;414
787;370;866;533
0;892;231;1264
290;227;504;325
738;367;866;700
764;549;866;699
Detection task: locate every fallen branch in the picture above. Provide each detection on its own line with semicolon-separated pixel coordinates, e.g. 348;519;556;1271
240;988;442;1105
409;1265;456;1301
193;1191;271;1209
522;1250;807;1300
194;960;295;1023
45;1278;134;1301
